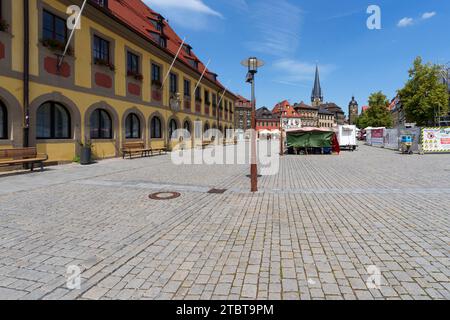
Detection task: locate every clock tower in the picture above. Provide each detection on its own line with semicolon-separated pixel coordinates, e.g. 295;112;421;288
348;96;359;125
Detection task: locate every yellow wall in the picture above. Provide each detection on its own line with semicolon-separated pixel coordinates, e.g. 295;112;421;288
0;0;235;163
37;143;76;161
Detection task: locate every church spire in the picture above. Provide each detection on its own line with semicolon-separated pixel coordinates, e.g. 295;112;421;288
311;64;323;106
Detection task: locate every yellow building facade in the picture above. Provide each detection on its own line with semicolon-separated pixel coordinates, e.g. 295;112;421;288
0;0;236;162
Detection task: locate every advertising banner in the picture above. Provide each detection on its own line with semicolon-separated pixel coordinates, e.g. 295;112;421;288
421;127;450;153
384;128;399;150
370;128;384;146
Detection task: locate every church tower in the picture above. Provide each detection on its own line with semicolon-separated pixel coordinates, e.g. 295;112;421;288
348;96;359;125
311;65;323;107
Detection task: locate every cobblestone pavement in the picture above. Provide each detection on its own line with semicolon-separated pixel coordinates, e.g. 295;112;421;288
0;144;449;300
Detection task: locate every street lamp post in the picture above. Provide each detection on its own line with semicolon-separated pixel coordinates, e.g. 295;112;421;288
241;57;264;192
279;113;284;156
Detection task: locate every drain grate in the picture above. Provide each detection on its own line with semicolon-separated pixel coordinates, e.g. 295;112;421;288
149;192;181;200
207;188;227;194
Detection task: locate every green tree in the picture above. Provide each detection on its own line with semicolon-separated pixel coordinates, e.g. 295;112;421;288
398;57;449;126
356;91;392;128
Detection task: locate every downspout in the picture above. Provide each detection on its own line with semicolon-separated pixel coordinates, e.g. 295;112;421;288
23;0;30;147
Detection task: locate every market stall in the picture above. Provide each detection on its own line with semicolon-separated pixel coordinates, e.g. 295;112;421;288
285;128;340;155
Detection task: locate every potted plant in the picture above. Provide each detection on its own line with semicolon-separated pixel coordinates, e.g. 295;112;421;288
78;140;92;165
0;19;9;32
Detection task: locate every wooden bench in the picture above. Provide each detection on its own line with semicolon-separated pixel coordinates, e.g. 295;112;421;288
201;140;212;149
0;147;48;171
151;147;167;155
121;142;152;159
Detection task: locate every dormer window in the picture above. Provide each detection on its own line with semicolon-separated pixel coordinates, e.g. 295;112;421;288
157;15;165;30
149;31;167;48
149;16;164;32
159;36;167;48
187;58;198;69
92;0;107;7
183;45;191;55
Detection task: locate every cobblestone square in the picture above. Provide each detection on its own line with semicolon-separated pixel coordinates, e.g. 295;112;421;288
0;144;449;300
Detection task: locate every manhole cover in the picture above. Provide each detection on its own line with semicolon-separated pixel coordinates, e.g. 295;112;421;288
149;192;181;200
208;189;227;194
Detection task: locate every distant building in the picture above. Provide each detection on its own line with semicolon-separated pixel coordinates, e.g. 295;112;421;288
294;102;319;127
272;100;302;130
318;107;335;128
390;96;406;127
235;95;252;131
361;106;369;114
320;102;345;126
256;107;279;132
348;96;359;125
308;64;344;126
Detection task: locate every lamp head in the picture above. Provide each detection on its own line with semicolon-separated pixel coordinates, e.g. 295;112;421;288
241;57;264;74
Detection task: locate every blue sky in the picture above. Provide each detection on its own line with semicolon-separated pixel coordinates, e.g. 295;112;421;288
145;0;450;114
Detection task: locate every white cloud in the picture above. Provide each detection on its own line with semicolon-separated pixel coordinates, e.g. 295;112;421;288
397;11;436;28
144;0;223;18
143;0;223;30
422;12;436;20
273;59;335;83
246;0;302;57
397;17;414;27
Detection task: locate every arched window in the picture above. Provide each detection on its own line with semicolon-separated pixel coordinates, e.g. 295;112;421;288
168;119;178;139
90;108;112;139
37;102;71;139
125;113;140;139
0;101;7;139
183;121;190;133
183;121;191;138
151;116;162;139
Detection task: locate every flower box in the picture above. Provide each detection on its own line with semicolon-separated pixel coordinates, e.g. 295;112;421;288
94;58;115;72
127;70;143;81
42;38;73;56
151;79;162;87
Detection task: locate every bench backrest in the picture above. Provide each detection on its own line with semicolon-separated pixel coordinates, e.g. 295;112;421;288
123;142;145;150
0;147;38;160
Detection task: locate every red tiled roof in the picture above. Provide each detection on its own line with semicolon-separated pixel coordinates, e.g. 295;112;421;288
272;100;299;118
294;101;317;110
236;95;251;104
104;0;228;91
